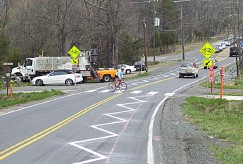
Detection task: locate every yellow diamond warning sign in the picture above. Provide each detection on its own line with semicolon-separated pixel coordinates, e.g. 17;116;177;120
68;46;81;59
199;42;216;59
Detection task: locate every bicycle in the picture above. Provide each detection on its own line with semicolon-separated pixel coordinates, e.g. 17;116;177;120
108;79;127;92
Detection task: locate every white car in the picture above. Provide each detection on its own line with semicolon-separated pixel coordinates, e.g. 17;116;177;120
223;40;232;46
179;62;199;78
32;70;83;86
213;44;223;52
117;64;136;74
220;42;226;49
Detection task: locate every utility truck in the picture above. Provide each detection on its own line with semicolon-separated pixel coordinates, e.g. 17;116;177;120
11;51;92;82
11;51;118;83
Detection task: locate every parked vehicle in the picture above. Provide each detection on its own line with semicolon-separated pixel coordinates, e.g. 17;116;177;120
223;39;232;46
179;62;199;78
220;42;226;49
134;61;147;71
95;68;118;82
213;44;223;52
31;70;83;86
229;47;240;57
11;53;92;82
204;57;218;69
117;64;136;74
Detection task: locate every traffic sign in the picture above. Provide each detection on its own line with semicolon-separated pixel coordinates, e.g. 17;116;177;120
199;42;216;58
203;59;213;67
71;59;79;65
208;68;214;77
209;76;214;82
3;63;13;66
68;46;81;59
208;68;214;82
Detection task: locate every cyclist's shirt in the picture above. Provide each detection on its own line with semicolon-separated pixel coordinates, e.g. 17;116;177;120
116;69;124;79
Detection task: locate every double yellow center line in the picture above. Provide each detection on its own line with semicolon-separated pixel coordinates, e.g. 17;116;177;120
0;93;121;160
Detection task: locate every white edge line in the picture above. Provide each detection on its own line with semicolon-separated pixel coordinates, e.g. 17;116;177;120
147;60;235;164
147;96;168;164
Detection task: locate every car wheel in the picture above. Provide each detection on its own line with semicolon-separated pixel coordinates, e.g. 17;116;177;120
126;69;131;74
103;75;111;82
35;79;44;86
196;74;198;78
65;79;73;86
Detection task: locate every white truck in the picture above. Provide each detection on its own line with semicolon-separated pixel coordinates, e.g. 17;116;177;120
11;52;93;82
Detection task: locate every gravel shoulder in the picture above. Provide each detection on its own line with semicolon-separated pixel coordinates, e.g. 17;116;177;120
159;83;222;164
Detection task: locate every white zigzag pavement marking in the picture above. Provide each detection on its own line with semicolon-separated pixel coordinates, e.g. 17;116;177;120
147;91;158;95
99;89;110;93
68;92;158;163
85;90;97;93
130;90;143;94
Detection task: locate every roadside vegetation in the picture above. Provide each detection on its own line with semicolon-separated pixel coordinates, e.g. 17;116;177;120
0;90;64;109
184;73;243;163
202;76;243;90
182;97;243;164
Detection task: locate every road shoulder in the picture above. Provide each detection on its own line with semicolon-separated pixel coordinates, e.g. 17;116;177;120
159;83;223;164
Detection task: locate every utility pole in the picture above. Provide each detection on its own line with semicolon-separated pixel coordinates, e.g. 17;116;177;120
153;0;159;63
143;17;148;72
174;0;189;60
180;1;185;60
153;0;156;63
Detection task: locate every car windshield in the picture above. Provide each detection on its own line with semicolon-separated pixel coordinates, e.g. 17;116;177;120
181;63;194;67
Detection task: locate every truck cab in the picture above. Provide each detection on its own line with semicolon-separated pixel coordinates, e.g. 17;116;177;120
11;58;35;82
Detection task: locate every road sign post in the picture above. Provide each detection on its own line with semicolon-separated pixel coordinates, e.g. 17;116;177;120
68;46;81;87
3;62;13;97
220;66;225;99
199;42;216;97
208;67;214;94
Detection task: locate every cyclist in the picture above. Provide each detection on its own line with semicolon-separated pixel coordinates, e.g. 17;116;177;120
115;67;124;87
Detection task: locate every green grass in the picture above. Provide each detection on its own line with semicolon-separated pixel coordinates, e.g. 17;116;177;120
183;97;243;164
0;80;32;90
208;92;243;96
0;90;65;109
201;76;243;89
136;72;149;77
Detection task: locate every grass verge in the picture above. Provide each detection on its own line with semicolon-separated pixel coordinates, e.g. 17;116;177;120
201;76;243;90
182;96;243;164
0;90;64;109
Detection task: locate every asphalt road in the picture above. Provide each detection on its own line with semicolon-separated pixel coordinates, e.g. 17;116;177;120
0;47;233;164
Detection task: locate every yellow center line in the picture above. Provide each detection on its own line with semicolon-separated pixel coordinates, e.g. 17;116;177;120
0;93;121;160
1;51;230;160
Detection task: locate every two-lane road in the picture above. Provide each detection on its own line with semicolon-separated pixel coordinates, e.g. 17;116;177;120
0;48;235;164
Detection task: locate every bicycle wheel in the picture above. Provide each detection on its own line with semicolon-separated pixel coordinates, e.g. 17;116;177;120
119;81;127;91
108;82;116;92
